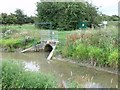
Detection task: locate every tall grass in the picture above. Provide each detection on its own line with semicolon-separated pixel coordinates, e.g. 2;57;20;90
61;29;118;68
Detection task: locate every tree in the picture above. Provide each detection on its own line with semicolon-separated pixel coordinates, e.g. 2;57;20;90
0;10;35;25
7;13;17;24
1;13;8;25
15;9;25;25
84;2;102;27
0;14;2;24
24;15;35;24
110;15;120;21
36;2;101;30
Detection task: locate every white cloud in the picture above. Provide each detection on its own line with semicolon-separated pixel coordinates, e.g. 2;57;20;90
87;0;119;15
0;0;40;16
0;0;119;16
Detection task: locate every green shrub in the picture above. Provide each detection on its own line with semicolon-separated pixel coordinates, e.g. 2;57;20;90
62;29;118;68
15;71;57;88
0;37;36;51
73;44;88;60
62;46;74;57
1;39;22;51
88;46;103;61
108;49;118;67
66;80;80;88
2;60;24;88
62;46;69;57
2;60;57;89
67;44;75;57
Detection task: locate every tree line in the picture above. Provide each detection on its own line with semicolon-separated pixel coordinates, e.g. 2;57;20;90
36;2;119;30
0;9;35;25
102;14;120;21
0;2;119;30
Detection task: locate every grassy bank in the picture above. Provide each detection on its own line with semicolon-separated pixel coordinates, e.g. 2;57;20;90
0;24;40;51
58;28;118;69
0;24;74;52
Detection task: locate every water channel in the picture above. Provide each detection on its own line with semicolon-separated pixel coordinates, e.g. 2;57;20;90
1;52;118;88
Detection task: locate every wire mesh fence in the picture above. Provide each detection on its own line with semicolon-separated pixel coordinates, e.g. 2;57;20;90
40;30;58;41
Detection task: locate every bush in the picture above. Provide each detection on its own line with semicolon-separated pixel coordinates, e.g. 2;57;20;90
15;72;57;88
0;37;36;51
87;46;103;62
66;80;80;88
60;29;118;68
62;43;75;57
2;60;24;88
2;60;57;89
1;39;21;51
73;44;88;60
108;49;118;68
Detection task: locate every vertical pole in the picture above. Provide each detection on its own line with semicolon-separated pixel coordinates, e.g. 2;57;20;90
50;22;52;40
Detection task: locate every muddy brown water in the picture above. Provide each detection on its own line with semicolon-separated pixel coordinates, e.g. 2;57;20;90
1;52;119;88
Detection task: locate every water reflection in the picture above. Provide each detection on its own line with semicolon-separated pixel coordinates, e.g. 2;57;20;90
24;61;40;72
85;82;103;88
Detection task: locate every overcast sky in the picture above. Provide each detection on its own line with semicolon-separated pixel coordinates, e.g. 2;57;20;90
0;0;119;16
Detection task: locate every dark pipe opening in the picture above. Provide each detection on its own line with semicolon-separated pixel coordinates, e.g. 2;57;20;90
44;44;53;52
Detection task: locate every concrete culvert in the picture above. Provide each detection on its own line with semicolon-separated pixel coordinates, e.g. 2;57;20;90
44;44;53;52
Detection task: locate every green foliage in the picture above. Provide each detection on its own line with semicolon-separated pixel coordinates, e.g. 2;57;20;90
1;9;35;25
108;49;118;67
0;37;35;51
2;59;57;88
1;13;8;25
73;44;88;60
0;24;41;52
0;39;21;51
36;2;101;30
2;60;24;88
15;72;57;88
66;80;80;88
2;39;21;46
61;29;118;68
100;14;119;21
15;9;26;25
88;45;103;60
110;15;120;21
